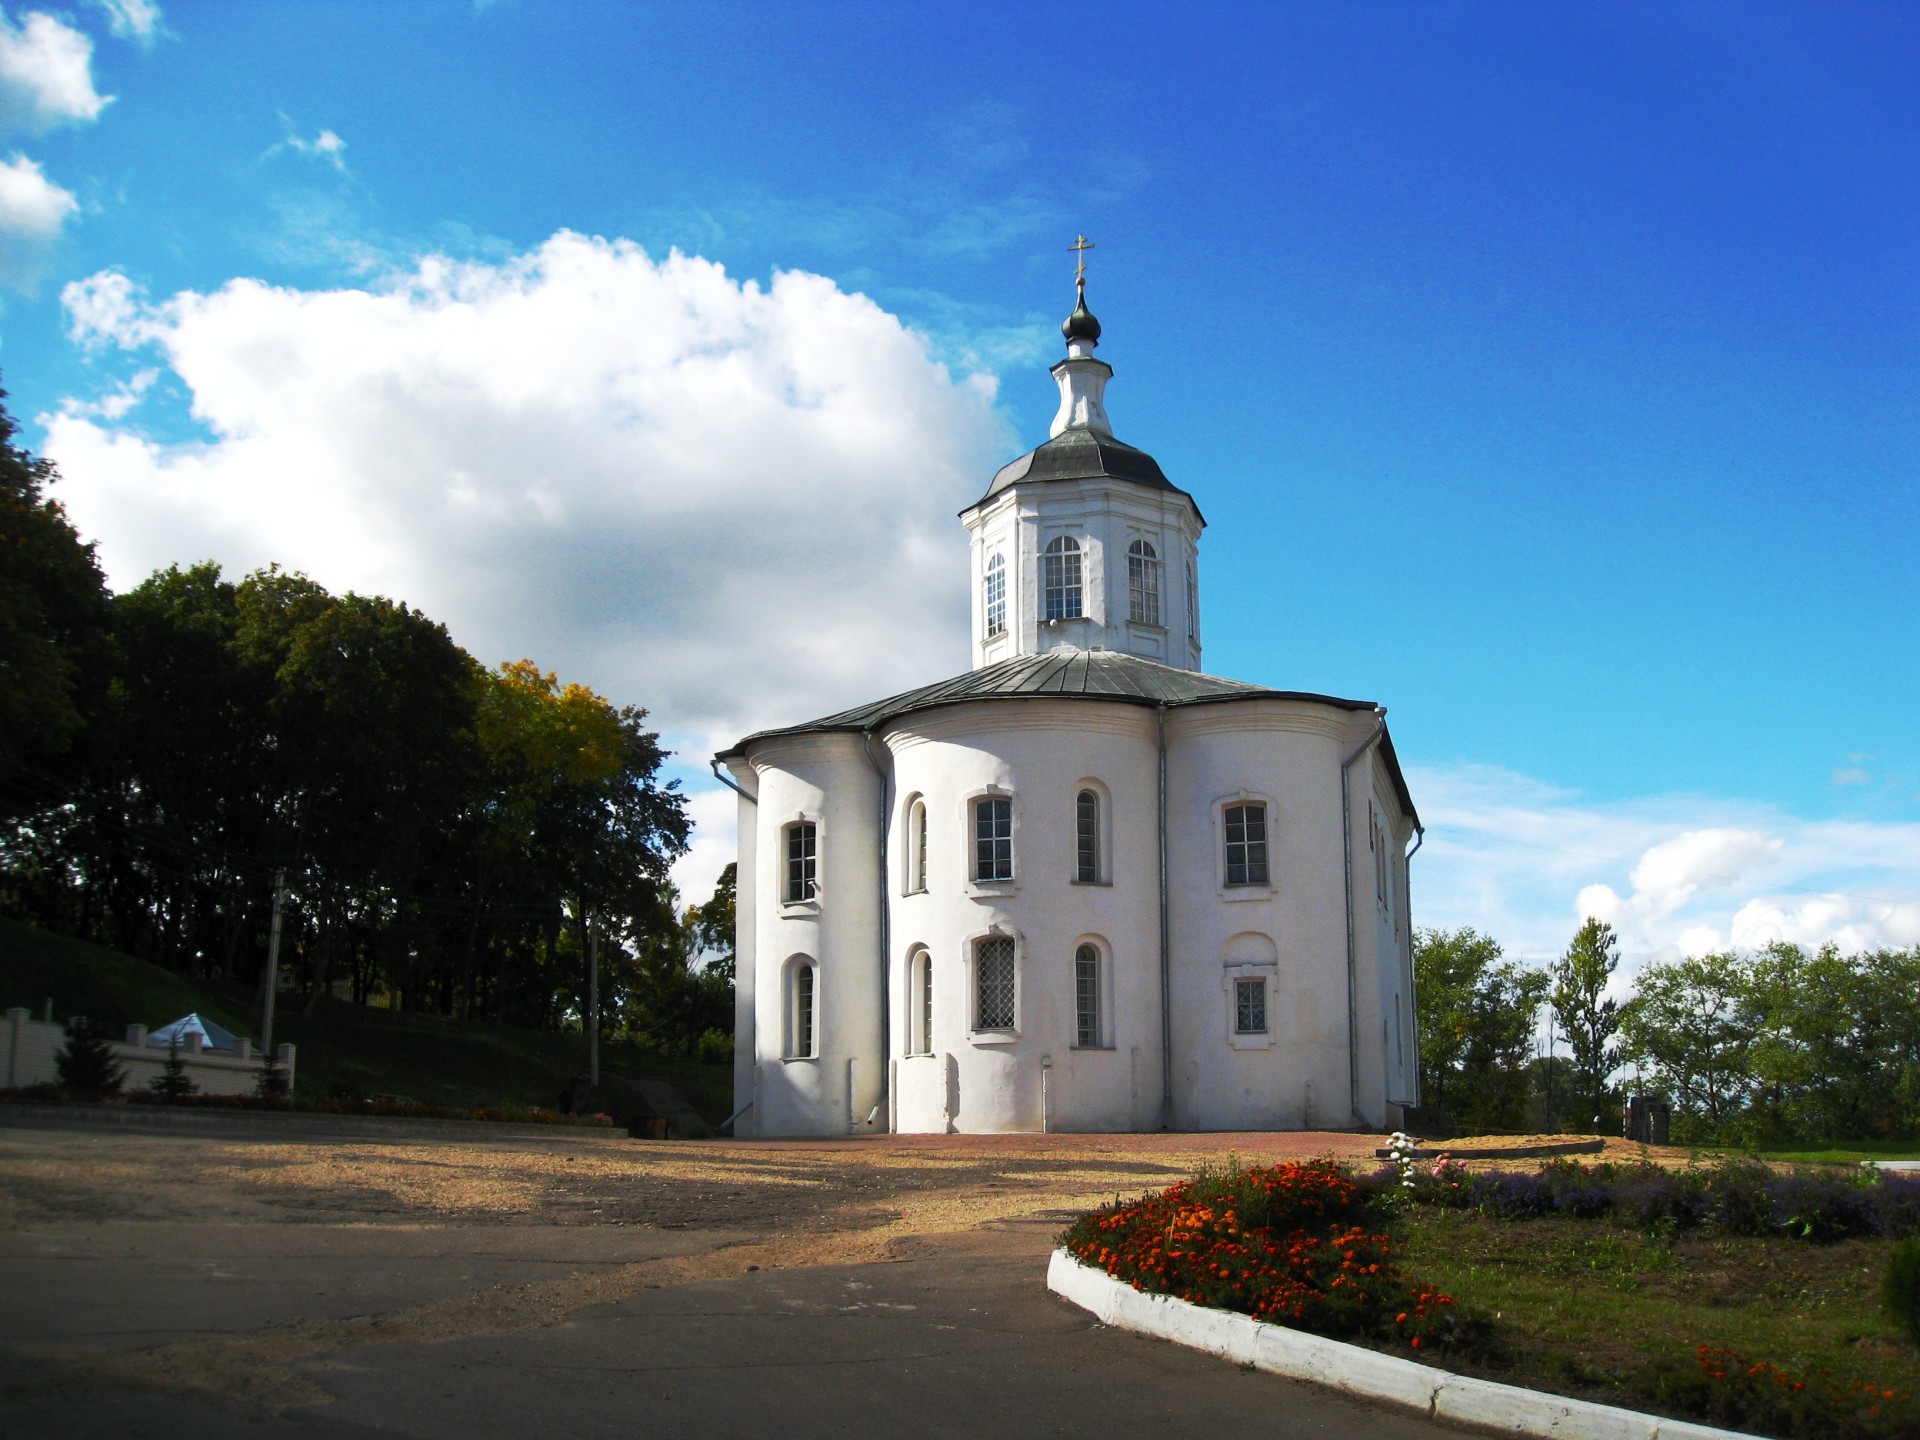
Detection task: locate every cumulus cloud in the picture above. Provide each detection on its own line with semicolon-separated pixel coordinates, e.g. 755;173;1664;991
46;233;1011;765
1410;762;1920;975
0;149;75;282
0;8;110;132
269;119;348;174
87;0;164;46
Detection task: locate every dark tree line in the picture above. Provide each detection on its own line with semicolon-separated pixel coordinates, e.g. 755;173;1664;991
1416;920;1920;1144
0;384;727;1054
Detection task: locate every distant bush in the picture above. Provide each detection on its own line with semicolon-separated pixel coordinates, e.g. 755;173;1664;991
1383;1157;1920;1243
54;1018;124;1097
694;1028;733;1065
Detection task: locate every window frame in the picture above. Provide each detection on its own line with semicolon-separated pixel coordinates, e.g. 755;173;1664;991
983;552;1008;639
902;795;929;896
1223;801;1270;887
1126;538;1162;627
1233;975;1268;1036
783;955;819;1061
1042;534;1083;622
1073;941;1105;1049
971;793;1014;884
906;946;934;1057
780;816;820;909
1073;787;1102;885
1213;792;1278;900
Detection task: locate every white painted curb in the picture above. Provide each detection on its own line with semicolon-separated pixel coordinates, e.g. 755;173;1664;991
1047;1249;1761;1440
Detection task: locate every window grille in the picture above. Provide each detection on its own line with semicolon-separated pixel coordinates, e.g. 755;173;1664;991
1223;803;1269;886
917;953;933;1054
1127;539;1161;626
909;799;928;893
1043;536;1082;621
984;553;1007;638
792;963;816;1057
785;821;817;902
973;796;1012;881
1075;944;1100;1048
1234;976;1267;1035
1075;790;1099;883
975;936;1015;1030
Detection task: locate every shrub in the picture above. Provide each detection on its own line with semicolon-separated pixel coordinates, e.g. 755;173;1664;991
54;1018;124;1096
253;1062;292;1100
1886;1239;1920;1344
695;1027;733;1065
147;1037;198;1101
1639;1344;1918;1440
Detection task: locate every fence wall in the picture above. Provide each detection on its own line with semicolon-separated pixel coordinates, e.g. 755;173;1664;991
2;1008;297;1096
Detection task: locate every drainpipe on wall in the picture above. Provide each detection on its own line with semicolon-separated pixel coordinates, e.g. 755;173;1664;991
1404;825;1425;1107
1156;703;1173;1130
1340;709;1387;1127
861;729;893;1133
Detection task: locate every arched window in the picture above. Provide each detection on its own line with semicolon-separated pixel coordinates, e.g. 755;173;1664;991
984;553;1007;638
1074;943;1101;1048
974;935;1016;1031
1042;536;1082;621
1075;790;1100;884
786;958;817;1058
909;949;933;1055
906;798;928;893
1127;539;1161;626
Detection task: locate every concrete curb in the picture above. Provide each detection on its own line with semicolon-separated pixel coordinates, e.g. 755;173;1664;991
0;1101;623;1143
1046;1249;1760;1440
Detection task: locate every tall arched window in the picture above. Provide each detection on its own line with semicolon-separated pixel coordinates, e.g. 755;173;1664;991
910;949;933;1055
1075;790;1100;884
984;553;1007;638
1042;536;1082;621
1127;539;1161;626
1074;943;1101;1048
786;958;817;1059
907;798;928;893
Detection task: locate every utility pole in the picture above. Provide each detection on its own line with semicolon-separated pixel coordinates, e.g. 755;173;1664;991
586;911;599;1090
262;870;286;1056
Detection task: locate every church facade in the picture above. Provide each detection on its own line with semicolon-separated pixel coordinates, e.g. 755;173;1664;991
717;277;1422;1136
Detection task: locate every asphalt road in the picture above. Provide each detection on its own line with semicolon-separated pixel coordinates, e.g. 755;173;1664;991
0;1119;1456;1440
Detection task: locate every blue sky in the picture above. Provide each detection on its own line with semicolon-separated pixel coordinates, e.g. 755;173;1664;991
3;1;1916;967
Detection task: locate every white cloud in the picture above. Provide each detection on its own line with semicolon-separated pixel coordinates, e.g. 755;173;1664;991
0;149;75;283
87;0;163;46
1409;761;1920;974
671;786;739;913
270;119;348;174
0;9;110;132
46;233;1010;767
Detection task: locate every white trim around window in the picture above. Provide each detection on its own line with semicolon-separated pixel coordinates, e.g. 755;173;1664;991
901;793;929;896
1224;964;1277;1051
906;944;934;1057
1070;778;1111;886
1071;936;1115;1050
962;785;1018;896
779;813;821;912
783;954;819;1060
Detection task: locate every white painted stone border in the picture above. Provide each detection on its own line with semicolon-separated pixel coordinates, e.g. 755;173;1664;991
1048;1249;1761;1440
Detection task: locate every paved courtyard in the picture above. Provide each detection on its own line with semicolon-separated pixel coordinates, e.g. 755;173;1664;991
0;1119;1462;1438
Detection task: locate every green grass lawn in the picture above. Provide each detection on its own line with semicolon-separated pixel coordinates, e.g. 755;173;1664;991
0;916;733;1124
1748;1141;1920;1166
1394;1207;1917;1433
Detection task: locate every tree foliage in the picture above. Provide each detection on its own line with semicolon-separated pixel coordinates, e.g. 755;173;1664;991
54;1017;124;1096
1414;926;1545;1131
1551;918;1622;1130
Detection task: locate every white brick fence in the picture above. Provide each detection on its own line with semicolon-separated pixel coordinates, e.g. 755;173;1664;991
2;1008;297;1096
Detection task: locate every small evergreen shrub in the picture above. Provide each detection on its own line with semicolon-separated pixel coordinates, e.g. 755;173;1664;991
147;1038;198;1101
253;1062;292;1100
54;1018;125;1096
1886;1239;1920;1344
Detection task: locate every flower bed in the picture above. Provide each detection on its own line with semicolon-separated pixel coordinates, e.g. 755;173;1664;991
1395;1154;1920;1242
1059;1160;1469;1352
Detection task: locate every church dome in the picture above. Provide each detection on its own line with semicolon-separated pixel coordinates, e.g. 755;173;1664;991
968;427;1198;513
1062;283;1101;344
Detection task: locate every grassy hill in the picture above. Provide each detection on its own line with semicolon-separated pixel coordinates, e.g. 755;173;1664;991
0;916;732;1124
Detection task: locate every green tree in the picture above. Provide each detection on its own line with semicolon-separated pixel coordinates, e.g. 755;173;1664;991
1619;949;1755;1142
1414;927;1546;1131
0;383;114;821
1551;919;1623;1131
54;1017;125;1096
685;862;737;984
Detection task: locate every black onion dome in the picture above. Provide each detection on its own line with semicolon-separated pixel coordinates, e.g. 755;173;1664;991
1062;281;1101;343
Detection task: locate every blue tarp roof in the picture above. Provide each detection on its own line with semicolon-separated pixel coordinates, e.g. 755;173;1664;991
147;1013;244;1052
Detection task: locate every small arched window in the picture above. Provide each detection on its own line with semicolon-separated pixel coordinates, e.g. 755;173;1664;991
1127;539;1161;626
786;958;818;1059
984;553;1007;638
1074;790;1100;884
1043;536;1082;621
1074;943;1101;1048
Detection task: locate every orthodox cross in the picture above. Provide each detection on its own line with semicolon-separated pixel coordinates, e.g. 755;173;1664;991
1068;234;1095;285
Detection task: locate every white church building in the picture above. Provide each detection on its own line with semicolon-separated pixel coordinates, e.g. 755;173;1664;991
717;272;1423;1136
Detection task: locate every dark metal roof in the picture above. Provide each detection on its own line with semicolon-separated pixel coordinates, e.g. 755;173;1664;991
965;426;1202;519
718;648;1418;824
